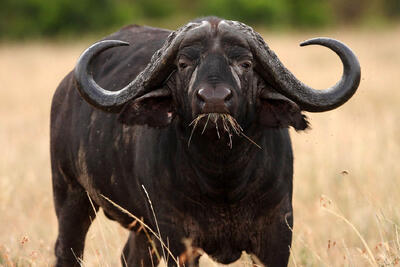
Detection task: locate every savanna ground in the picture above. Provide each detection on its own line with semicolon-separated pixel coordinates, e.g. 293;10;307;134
0;25;399;266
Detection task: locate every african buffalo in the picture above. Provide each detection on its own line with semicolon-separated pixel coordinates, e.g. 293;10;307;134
50;17;360;267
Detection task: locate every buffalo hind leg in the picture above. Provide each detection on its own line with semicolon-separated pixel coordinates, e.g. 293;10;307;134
53;174;98;267
121;231;161;267
121;231;198;267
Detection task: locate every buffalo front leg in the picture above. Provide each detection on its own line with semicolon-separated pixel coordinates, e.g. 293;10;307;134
53;175;98;267
252;201;293;266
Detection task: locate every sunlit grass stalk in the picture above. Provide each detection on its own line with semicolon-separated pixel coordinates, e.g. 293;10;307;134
396;225;400;254
71;248;85;267
285;219;327;265
289;245;298;267
142;185;166;262
321;198;378;266
188;113;261;149
138;217;162;262
188;114;206;147
86;192;111;267
100;194;180;266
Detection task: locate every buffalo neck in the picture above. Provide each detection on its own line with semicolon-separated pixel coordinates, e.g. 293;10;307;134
173;122;264;203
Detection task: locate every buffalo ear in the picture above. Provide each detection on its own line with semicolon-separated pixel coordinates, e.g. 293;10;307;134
118;88;175;127
259;90;309;131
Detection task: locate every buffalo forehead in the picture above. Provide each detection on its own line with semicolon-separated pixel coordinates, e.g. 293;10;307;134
179;20;212;49
180;20;251;56
218;20;250;49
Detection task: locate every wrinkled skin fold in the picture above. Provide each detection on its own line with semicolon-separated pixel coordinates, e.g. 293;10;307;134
51;17;360;267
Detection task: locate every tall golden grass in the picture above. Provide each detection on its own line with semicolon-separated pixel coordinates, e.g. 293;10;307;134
0;25;399;266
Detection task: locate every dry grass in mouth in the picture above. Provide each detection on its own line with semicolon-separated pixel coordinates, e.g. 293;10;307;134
188;113;262;149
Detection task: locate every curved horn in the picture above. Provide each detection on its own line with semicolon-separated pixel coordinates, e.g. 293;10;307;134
74;40;132;110
74;22;206;111
273;38;361;112
225;21;361;112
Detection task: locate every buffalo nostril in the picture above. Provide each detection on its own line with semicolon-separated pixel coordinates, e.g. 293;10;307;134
197;88;206;102
224;89;232;101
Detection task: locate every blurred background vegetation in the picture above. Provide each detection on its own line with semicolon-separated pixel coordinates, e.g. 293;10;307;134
0;0;399;39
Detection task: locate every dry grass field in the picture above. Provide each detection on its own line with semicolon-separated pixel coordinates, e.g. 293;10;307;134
0;25;399;266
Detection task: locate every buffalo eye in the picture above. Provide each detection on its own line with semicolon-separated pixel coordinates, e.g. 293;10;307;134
179;62;188;69
178;58;191;71
239;60;252;70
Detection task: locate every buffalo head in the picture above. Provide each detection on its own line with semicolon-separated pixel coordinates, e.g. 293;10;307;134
74;18;360;145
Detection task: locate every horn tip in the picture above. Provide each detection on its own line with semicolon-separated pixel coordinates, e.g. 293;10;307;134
300;38;319;47
117;40;130;46
103;40;130;47
300;37;339;47
93;40;130;48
